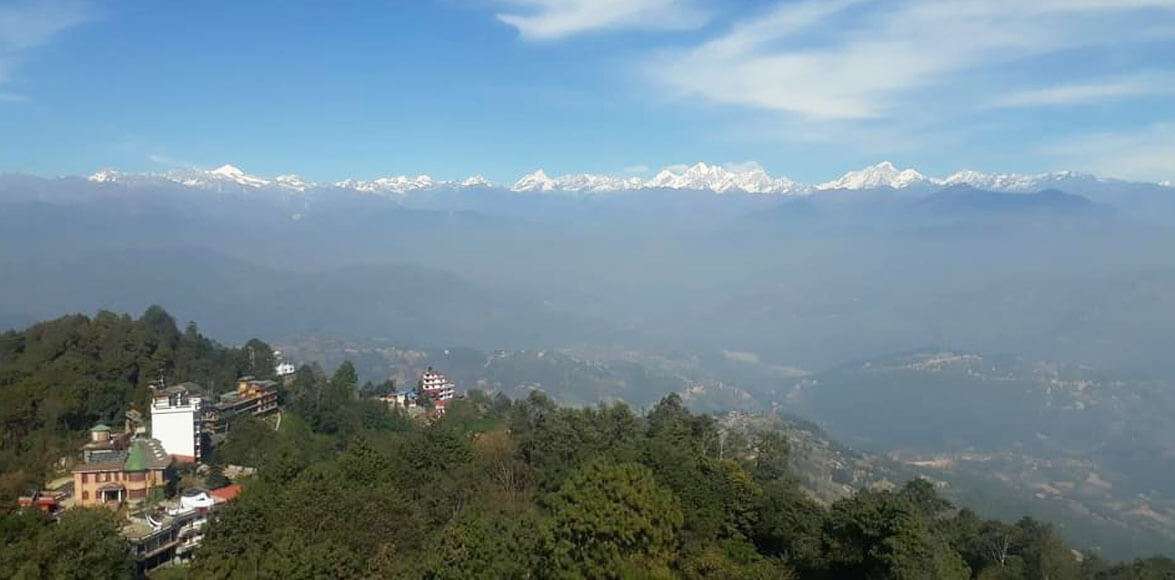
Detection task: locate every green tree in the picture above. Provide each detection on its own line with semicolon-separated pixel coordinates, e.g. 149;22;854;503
241;338;277;380
824;489;969;579
205;465;231;489
1092;556;1175;579
751;430;791;483
1014;517;1080;580
433;506;543;578
0;308;251;492
2;508;134;580
679;538;796;579
543;460;684;577
330;360;358;393
753;480;826;572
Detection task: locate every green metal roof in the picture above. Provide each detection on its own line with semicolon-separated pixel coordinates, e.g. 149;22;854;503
122;439;172;471
91;423;111;432
124;440;148;471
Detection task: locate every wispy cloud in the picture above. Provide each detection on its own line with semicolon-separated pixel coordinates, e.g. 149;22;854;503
0;0;92;99
495;0;708;41
991;74;1175;108
147;153;196;169
0;0;90;50
647;0;1175;120
0;92;30;102
1042;123;1175;183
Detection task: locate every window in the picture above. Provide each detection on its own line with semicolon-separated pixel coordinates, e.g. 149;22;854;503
82;491;89;501
128;472;146;482
80;473;88;484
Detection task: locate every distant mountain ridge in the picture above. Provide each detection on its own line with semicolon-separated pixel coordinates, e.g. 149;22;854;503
78;161;1170;196
916;186;1097;213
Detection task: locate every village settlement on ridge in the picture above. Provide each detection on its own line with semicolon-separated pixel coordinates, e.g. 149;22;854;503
15;353;462;574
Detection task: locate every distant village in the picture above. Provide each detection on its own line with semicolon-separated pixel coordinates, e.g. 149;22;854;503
14;352;462;574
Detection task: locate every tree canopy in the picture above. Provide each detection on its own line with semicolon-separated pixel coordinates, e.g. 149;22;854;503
1;310;1171;579
187;384;1159;579
0;308;271;506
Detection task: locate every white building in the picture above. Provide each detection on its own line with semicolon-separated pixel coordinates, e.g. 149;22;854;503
151;383;204;462
274;350;296;378
420;368;456;402
419;368;457;415
275;362;296;377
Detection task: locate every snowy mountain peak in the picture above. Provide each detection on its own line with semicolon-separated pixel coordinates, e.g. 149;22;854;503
938;169;1104;193
87;169;122;183
210;164;244;178
206;164;271;188
273;174;314;192
335;174;439;195
817;161;927;191
511;170;557;192
650;161;801;194
509;163;800;195
460;175;493;188
511;169;636;193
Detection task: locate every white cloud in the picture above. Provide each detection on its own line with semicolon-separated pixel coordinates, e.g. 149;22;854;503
991;74;1175;108
0;0;90;50
1043;124;1175;183
146;153;197;169
721;160;766;174
648;0;1175;120
0;0;92;97
495;0;708;41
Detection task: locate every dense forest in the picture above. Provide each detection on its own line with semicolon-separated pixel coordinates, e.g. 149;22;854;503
191;374;1175;579
0;310;1173;578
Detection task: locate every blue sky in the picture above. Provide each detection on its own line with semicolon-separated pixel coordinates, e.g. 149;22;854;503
1;0;1173;184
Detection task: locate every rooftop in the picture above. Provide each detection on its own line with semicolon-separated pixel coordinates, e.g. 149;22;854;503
156;382;203;397
74;439;171;472
209;484;242;503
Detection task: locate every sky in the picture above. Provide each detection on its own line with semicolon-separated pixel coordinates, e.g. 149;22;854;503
0;0;1173;184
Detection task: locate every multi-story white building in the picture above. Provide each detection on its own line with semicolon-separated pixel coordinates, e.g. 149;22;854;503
419;368;456;414
420;368;456;401
150;383;203;462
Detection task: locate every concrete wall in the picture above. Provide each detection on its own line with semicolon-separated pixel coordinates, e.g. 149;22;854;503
73;469;166;507
151;402;201;460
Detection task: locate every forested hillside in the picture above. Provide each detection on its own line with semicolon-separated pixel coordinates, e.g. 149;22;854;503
0;307;275;504
195;377;1171;579
1;310;1173;578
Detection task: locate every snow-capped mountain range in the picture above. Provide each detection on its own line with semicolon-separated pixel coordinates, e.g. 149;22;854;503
815;161;926;191
509;162;801;194
86;162;1162;196
88;165;494;194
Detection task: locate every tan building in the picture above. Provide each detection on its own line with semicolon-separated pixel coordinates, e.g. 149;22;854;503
81;423;130;462
72;433;172;507
203;377;280;434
